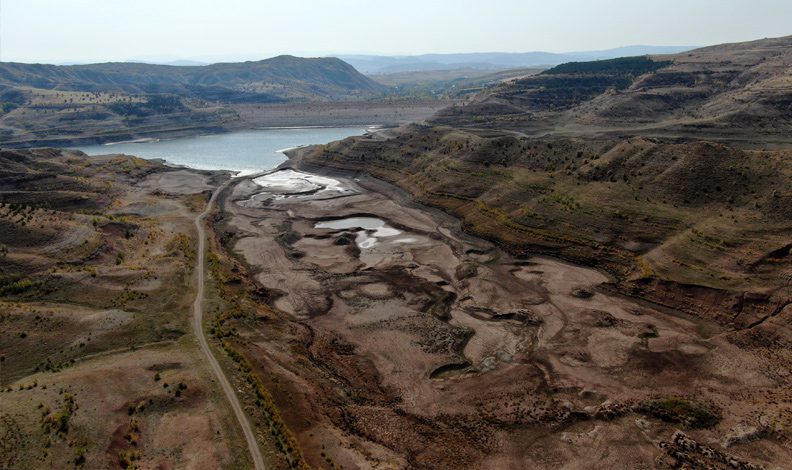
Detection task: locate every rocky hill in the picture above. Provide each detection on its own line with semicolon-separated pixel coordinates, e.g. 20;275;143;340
437;35;792;143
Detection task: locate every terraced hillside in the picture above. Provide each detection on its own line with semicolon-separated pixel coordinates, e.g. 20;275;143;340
285;39;792;468
303;128;791;325
437;35;792;142
298;36;792;376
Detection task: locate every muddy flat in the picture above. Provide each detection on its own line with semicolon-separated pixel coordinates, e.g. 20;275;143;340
215;166;791;468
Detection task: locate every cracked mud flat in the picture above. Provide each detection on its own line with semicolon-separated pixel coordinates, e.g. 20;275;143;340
218;168;791;469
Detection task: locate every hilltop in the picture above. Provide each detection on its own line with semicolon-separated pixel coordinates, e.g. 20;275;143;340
339;46;694;74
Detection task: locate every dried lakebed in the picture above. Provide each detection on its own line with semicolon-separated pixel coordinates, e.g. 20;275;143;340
217;168;786;468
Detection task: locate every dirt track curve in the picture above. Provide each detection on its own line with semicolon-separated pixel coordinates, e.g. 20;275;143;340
193;183;266;470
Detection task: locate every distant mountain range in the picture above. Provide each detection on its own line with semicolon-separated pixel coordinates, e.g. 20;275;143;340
338;46;696;74
65;46;695;74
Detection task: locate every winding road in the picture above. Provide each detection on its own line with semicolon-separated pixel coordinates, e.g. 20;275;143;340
193;183;266;470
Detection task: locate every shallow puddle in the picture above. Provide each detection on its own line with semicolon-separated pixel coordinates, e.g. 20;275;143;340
316;217;399;236
315;217;406;249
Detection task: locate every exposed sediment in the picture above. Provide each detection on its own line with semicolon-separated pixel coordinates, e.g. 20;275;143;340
211;159;791;469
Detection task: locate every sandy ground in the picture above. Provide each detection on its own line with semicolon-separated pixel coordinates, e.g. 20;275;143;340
217;167;791;468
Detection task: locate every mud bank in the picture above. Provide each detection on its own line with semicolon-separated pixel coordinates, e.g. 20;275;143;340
211;157;791;469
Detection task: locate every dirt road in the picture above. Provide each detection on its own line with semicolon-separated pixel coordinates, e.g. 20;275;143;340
193;184;266;470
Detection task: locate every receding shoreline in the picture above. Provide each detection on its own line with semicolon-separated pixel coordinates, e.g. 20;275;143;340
1;100;451;149
73;127;370;177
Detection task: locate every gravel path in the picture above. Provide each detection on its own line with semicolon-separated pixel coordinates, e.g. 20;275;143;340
193;183;266;470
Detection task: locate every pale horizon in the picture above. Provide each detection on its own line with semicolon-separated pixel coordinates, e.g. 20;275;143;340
2;0;790;64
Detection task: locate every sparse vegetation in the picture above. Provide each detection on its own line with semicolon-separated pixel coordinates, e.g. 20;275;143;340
110;288;148;307
220;339;308;469
639;397;720;428
41;393;77;435
208;242;308;469
167;233;194;260
0;279;43;297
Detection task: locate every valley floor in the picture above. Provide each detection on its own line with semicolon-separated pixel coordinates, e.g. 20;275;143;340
2;145;789;469
209;157;791;469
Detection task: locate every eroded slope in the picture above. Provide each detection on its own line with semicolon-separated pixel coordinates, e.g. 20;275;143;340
0;149;252;469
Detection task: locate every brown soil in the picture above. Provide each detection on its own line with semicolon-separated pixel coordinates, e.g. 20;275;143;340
213;167;791;469
0;149;253;469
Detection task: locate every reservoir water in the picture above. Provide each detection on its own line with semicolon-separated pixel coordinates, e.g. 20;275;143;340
75;127;368;175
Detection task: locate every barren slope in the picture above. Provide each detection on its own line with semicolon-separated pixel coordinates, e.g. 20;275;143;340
437;35;792;142
0;149;261;469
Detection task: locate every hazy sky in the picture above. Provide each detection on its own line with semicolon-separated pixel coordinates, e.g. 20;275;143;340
2;0;791;63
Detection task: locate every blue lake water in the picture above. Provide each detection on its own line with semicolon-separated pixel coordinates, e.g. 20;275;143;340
75;127;368;175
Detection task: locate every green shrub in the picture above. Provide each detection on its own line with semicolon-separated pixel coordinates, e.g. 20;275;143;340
640;397;720;428
41;393;77;434
544;56;671;76
74;446;87;466
0;279;42;296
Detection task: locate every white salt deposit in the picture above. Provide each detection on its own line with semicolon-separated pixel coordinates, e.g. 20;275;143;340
391;237;418;244
357;235;378;249
252;169;350;197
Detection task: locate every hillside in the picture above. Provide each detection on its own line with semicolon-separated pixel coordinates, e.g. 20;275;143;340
0;148;274;468
0;55;385;102
0;56;388;146
373;67;543;99
299;36;792;351
436;35;792;143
